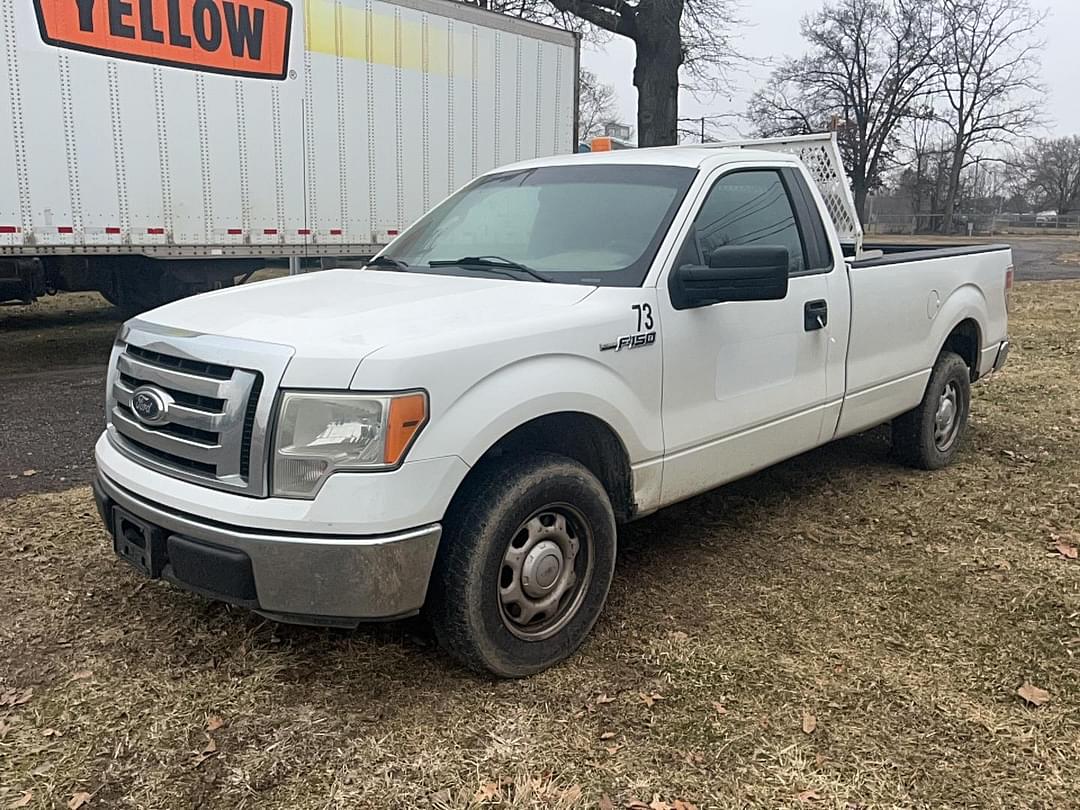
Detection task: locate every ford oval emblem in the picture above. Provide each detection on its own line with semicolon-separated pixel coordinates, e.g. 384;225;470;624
130;386;172;426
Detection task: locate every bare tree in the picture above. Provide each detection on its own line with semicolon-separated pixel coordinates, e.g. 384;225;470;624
1013;136;1080;215
747;0;942;220
934;0;1045;231
578;69;617;141
891;108;954;229
513;0;743;146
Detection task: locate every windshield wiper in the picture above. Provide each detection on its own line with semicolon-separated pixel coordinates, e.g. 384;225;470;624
365;255;411;271
427;255;553;283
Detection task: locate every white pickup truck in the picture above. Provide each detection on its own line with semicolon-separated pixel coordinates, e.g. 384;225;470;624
93;135;1011;676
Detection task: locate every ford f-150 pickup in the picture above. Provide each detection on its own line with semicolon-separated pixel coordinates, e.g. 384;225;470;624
93;135;1011;676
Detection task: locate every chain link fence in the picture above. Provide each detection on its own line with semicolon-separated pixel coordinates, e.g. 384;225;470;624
865;212;1080;237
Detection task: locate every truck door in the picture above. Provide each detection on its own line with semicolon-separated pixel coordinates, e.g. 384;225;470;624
657;165;844;505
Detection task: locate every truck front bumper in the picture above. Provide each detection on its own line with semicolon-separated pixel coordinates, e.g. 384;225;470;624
93;472;442;625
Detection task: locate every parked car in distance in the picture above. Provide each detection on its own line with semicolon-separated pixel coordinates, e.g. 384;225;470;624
93;135;1011;676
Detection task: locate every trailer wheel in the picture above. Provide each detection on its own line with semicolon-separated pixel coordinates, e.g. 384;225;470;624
428;453;617;677
892;351;971;470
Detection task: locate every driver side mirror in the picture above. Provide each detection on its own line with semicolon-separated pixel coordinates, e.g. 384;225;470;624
669;246;790;310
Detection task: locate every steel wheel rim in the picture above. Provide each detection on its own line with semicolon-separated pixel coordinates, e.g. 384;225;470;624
934;380;962;451
497;503;594;641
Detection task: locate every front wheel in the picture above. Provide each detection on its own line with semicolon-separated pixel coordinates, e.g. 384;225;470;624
427;454;617;677
891;350;971;470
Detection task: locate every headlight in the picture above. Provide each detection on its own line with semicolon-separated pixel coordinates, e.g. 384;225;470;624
272;391;428;498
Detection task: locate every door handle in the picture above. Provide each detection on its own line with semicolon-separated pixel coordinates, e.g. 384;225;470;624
804;299;828;331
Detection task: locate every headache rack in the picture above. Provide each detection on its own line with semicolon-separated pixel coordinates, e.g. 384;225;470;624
705;133;865;259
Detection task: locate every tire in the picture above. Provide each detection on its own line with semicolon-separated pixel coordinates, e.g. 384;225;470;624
891;350;971;470
427;453;617;677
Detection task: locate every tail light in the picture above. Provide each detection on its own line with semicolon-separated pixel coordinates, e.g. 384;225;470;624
1004;265;1014;313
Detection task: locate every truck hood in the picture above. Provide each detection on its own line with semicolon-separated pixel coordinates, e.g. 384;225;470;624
138;269;596;386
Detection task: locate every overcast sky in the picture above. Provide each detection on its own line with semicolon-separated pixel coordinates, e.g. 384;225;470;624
580;0;1078;141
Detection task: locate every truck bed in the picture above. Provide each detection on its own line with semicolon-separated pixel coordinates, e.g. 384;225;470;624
835;243;1011;439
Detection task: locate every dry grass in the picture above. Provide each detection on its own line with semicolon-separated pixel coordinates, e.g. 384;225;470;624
2;281;1079;809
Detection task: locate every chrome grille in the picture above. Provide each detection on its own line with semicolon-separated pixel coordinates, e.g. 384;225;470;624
105;322;294;496
110;347;260;485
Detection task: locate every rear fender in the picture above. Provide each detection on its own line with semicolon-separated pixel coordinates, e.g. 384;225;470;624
931;283;988;370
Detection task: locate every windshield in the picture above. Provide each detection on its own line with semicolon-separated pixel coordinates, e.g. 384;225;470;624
380;164;697;286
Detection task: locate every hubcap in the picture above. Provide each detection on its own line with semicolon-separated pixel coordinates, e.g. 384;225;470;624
497;505;594;641
934;381;962;451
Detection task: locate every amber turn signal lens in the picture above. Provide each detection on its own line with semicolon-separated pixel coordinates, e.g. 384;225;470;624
384;393;428;465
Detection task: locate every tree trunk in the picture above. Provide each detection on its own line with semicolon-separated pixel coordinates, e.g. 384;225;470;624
940;146;965;233
853;183;868;227
632;0;683;147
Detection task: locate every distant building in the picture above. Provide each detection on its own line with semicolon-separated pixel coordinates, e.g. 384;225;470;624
603;121;632;141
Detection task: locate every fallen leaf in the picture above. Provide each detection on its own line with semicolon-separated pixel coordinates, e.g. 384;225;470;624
21;469;37;477
711;702;727;716
1017;681;1050;706
191;736;218;767
605;745;622;755
639;692;664;707
70;671;93;682
797;789;821;803
599;796;615;810
68;792;92;810
0;688;33;707
673;802;699;810
41;727;64;738
595;693;616;705
1053;541;1078;560
599;731;616;740
8;791;32;809
668;630;689;642
474;782;500;802
802;711;817;734
625;801;651;809
815;752;827;768
649;797;671;810
205;715;225;732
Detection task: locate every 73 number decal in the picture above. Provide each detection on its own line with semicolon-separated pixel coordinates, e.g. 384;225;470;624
632;303;654;331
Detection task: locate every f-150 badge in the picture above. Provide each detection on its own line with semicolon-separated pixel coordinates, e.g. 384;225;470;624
600;332;656;352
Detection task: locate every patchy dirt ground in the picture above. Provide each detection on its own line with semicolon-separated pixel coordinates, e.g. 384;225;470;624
1;281;1078;809
0;294;120;497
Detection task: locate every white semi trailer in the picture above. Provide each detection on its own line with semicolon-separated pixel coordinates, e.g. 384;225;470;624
0;0;579;312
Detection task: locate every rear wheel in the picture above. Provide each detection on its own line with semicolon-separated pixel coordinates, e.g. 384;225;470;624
891;350;971;470
427;453;617;677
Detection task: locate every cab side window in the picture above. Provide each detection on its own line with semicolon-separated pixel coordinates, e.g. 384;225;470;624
680;170;807;275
